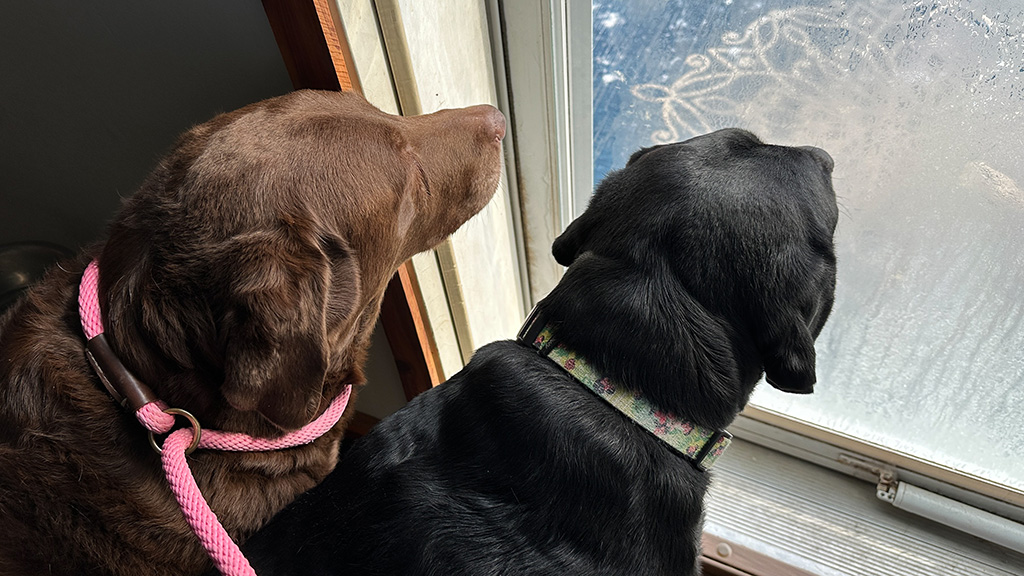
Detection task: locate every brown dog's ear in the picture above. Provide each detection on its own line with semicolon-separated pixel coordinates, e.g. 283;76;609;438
762;316;817;394
552;214;595;266
219;219;355;430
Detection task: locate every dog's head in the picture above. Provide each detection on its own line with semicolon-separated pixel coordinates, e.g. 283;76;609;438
551;129;837;401
98;90;504;433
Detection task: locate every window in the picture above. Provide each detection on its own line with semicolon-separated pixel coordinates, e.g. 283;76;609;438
591;0;1024;501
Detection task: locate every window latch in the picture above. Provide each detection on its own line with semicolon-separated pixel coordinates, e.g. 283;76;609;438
837;453;899;501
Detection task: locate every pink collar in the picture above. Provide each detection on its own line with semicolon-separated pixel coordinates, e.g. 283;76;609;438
78;260;350;576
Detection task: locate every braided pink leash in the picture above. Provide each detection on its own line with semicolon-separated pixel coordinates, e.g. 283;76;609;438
79;260;351;576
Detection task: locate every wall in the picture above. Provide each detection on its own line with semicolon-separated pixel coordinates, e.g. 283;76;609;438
0;1;293;250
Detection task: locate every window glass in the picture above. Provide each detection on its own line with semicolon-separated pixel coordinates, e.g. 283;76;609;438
594;0;1024;491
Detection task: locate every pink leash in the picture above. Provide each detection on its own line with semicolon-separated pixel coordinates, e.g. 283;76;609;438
79;260;351;576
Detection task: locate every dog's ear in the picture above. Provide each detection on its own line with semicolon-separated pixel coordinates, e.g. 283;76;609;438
552;213;594;266
760;278;835;394
762;317;817;394
219;218;355;430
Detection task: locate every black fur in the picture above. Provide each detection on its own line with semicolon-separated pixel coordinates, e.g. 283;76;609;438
234;128;839;575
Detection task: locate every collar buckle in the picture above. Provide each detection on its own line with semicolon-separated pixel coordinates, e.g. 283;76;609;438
516;304;546;347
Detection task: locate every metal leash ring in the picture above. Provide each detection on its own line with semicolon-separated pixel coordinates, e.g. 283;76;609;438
148;407;202;455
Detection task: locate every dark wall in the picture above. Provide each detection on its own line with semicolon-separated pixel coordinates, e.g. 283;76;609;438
0;1;295;251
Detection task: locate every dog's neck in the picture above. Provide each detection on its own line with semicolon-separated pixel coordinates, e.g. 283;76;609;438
519;309;732;469
532;253;762;431
93;251;368;436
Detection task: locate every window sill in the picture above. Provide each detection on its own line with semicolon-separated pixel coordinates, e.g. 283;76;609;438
705;439;1024;575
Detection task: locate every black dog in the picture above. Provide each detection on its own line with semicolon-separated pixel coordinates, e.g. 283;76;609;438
236;128;838;575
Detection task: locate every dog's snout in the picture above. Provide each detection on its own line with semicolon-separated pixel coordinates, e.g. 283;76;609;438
466;104;506;142
799;146;834;173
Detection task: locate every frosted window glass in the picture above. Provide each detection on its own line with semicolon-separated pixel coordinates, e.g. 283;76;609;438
594;0;1024;491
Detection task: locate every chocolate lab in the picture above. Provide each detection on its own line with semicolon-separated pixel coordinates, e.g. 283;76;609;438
0;89;505;576
236;128;838;576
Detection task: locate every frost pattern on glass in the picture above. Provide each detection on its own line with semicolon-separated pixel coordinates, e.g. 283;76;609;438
594;0;1024;490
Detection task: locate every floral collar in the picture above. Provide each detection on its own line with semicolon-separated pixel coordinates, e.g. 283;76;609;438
518;309;731;471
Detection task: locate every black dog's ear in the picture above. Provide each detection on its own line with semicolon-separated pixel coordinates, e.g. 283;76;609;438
552;214;594;266
759;237;836;394
762;311;818;394
219;218;356;430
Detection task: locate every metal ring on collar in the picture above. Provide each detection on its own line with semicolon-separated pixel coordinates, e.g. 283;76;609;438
148;408;202;455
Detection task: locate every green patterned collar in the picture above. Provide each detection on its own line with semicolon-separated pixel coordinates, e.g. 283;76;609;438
518;310;731;471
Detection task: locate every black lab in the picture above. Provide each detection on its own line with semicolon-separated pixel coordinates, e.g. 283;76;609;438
235;128;839;576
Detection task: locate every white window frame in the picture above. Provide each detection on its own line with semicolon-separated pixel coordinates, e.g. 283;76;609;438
495;0;592;304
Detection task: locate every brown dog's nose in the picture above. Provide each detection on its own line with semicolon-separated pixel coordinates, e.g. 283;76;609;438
467;104;506;142
799;145;834;173
492;110;507;142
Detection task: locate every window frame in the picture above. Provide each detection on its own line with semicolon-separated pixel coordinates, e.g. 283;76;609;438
736;407;1024;520
496;0;592;304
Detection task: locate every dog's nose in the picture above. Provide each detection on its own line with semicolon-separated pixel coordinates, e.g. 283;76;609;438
467;104;506;142
487;107;506;142
494;111;506;141
799;146;834;173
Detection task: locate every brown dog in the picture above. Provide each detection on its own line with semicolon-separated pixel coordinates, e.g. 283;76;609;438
0;89;505;576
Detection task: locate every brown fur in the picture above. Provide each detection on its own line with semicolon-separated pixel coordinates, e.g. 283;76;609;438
0;89;505;576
